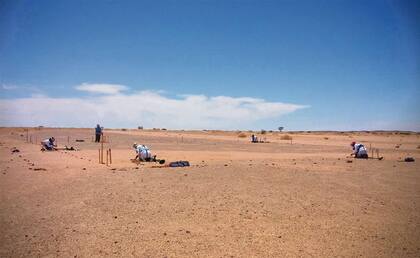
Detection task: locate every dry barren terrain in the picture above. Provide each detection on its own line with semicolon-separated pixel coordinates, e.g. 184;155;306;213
1;128;419;257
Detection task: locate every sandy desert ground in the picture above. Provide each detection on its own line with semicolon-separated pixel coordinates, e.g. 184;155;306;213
1;127;419;257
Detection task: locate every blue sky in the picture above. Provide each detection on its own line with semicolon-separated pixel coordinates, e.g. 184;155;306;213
0;0;419;130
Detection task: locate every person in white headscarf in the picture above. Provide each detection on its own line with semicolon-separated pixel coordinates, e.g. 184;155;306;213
350;141;368;159
41;137;57;151
133;143;152;161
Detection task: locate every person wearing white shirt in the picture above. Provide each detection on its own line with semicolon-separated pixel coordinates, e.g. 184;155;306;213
350;141;368;159
133;143;152;161
41;137;57;151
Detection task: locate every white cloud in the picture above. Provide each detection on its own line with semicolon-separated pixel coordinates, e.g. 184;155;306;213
1;84;42;93
1;84;19;90
0;88;308;130
75;83;128;94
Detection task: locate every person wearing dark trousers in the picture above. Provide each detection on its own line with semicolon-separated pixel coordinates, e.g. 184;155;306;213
350;141;368;159
95;124;102;142
41;137;57;150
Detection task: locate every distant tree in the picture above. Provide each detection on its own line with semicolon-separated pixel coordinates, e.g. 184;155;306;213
261;129;267;134
278;126;284;132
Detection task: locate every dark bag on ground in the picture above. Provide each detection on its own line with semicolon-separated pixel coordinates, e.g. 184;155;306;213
169;161;190;167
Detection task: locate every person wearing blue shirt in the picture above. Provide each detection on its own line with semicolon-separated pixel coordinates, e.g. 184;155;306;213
95;124;102;142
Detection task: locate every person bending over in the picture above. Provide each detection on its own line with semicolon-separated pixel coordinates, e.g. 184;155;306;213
133;143;152;161
350;141;368;159
41;137;57;151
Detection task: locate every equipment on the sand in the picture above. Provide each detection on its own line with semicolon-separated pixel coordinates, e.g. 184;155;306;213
131;155;165;164
404;157;415;162
64;146;76;151
346;155;383;160
155;158;166;165
371;156;384;160
169;161;190;167
55;146;78;151
41;147;57;151
42;145;78;151
146;155;165;164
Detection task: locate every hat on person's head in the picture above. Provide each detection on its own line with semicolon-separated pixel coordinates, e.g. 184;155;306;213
350;141;356;146
132;143;138;148
50;137;55;142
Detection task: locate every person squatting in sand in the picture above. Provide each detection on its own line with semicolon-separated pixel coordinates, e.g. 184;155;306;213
132;143;166;164
251;134;258;143
41;137;57;151
133;143;152;161
350;141;368;159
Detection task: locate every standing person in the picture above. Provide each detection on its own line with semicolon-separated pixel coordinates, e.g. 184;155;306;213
95;124;102;142
41;137;57;151
350;141;369;159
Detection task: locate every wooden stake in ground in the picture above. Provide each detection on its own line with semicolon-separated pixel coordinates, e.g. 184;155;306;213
109;149;112;164
101;136;104;164
106;149;109;166
98;149;101;164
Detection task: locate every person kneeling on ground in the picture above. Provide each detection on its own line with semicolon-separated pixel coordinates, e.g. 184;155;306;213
41;137;57;151
350;141;368;159
133;143;153;161
251;134;258;143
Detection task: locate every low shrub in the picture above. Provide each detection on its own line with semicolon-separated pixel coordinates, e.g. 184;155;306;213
238;132;247;138
280;134;292;140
